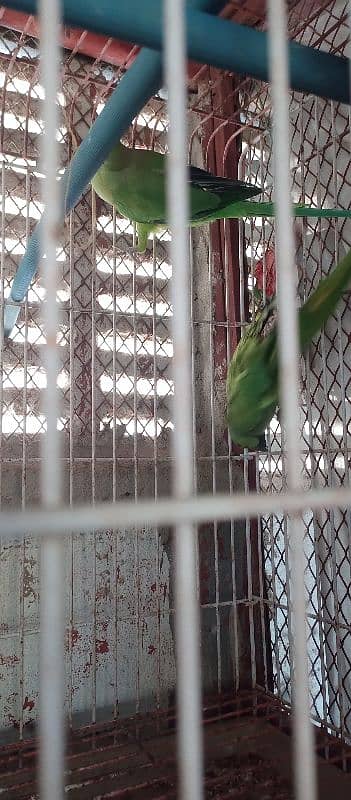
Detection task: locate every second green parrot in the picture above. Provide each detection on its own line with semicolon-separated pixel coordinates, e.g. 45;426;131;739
91;141;351;252
226;245;351;449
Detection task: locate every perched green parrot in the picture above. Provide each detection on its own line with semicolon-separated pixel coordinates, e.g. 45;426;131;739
226;245;351;450
91;141;351;253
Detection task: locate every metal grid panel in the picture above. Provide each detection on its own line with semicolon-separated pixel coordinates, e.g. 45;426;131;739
239;0;351;741
2;690;351;799
0;1;350;798
0;28;178;735
0;11;254;740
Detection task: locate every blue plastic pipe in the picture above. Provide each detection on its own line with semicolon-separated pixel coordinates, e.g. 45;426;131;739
3;0;225;336
3;49;162;335
3;0;351;105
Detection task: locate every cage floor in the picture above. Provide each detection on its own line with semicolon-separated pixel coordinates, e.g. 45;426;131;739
1;691;351;798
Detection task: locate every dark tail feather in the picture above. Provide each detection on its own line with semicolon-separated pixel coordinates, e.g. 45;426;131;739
188;165;261;198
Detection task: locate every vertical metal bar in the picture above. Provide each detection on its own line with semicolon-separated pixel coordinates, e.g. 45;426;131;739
130;186;140;715
243;451;257;686
331;99;350;743
267;2;316;800
91;186;97;725
256;136;272;694
189;229;201;650
238;147;258;688
312;98;339;732
237;157;253;690
314;98;344;735
152;236;161;711
223;228;240;691
132;232;141;716
0;162;4;507
299;101;328;731
255;456;268;690
112;206;119;720
38;0;64;796
69;209;74;729
19;166;31;742
208;226;222;693
164;0;203;798
0;162;4;719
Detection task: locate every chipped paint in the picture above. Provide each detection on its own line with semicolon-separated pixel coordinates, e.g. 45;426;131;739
96;639;109;655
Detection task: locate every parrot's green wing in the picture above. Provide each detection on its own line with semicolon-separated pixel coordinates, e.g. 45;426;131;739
91;141;260;251
227;245;351;449
298;244;351;351
92;142;260;225
226;304;279;449
92;142;351;253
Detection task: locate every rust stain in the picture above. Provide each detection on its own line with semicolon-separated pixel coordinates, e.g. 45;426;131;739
0;654;19;667
148;645;156;655
7;713;19;729
95;585;111;601
96;639;109;654
150;582;157;593
71;628;81;647
23;696;35;712
23;555;38;605
83;657;92;675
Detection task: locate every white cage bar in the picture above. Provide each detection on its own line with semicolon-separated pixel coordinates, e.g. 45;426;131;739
165;0;203;797
38;0;64;797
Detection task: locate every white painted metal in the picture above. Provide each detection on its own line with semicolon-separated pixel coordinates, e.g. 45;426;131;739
164;0;203;797
268;2;316;797
38;0;64;797
0;485;350;540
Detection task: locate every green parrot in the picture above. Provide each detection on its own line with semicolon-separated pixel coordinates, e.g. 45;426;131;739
91;141;351;253
226;245;351;450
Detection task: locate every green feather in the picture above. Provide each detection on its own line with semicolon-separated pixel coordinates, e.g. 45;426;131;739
92;142;351;252
226;246;351;449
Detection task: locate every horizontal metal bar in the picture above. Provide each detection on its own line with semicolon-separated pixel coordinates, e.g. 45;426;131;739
2;597;351;637
0;486;350;540
3;0;350;104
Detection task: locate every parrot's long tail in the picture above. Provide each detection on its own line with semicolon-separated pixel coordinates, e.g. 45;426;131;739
299;246;351;351
226;200;351;220
292;204;351;219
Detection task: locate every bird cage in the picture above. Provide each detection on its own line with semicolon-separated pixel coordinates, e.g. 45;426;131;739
0;0;350;797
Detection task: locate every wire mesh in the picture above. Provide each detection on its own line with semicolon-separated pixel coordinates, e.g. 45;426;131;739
0;1;350;790
0;26;177;736
239;0;351;744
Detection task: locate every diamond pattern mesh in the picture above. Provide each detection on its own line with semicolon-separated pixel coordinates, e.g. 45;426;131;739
240;0;351;740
